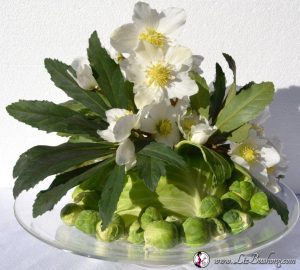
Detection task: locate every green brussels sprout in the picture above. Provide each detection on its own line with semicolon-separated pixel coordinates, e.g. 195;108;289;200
182;217;210;246
229;181;254;201
221;192;249;211
165;216;183;238
144;221;178;249
222;210;253;234
73;190;100;210
208;218;228;240
198;195;223;218
140;207;163;230
96;214;125;242
250;192;270;216
127;220;144;244
60;203;84;226
72;186;86;201
74;210;100;235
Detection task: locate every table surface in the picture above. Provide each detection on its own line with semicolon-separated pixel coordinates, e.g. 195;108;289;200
1;188;299;270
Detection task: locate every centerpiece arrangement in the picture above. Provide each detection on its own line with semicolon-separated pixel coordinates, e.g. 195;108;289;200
7;2;289;251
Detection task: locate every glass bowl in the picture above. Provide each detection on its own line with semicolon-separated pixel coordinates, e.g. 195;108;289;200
14;182;299;266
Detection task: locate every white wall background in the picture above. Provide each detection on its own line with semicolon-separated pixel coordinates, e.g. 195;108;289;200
1;0;300;191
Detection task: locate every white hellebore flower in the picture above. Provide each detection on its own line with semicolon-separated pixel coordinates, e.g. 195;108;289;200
71;57;98;90
110;2;186;53
140;101;180;147
179;114;217;145
124;42;198;109
97;109;140;170
230;129;281;186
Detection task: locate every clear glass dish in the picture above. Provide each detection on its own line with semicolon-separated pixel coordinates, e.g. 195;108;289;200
14;182;299;267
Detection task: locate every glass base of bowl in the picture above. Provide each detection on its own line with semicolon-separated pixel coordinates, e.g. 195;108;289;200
14;182;299;266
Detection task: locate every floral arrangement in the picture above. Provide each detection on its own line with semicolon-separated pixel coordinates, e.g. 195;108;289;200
7;2;289;250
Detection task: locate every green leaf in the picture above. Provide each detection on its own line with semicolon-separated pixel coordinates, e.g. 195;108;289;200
136;142;186;191
44;58;109;117
33;158;114;217
99;165;126;229
223;53;236;83
216;82;274;132
176;141;232;185
228;123;251;143
87;31;134;110
190;72;210;118
6;100;103;139
237;81;255;94
13;142;116;198
224;83;236;106
210;63;226;123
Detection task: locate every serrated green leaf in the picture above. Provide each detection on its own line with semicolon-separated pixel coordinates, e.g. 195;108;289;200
176;141;232;185
210;63;226;123
223;53;236;83
237;81;255;94
190;71;210;118
44;58;109;117
33;158;114;217
87;31;134;110
99;165;126;229
6;100;103;139
13;142;116;198
224;83;236;106
216;82;274;132
228;123;251;143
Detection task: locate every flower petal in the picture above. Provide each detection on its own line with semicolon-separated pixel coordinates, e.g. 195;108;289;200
165;45;193;69
110;23;139;53
116;139;136;170
113;114;139;142
231;155;250;170
105;108;130;125
250;163;269;185
167;73;198;99
158;7;186;35
134;85;164;109
97;128;116;143
133;2;160;29
260;144;281;168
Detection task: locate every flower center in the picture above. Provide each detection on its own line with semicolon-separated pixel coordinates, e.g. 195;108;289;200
267;166;276;174
139;28;166;47
181;118;197;131
157;119;173;136
239;144;257;163
146;63;172;87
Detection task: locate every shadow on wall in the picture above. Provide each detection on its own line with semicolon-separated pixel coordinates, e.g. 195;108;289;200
264;86;300;193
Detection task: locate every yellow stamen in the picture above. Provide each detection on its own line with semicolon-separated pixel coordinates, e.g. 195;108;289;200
239;144;257;163
157;119;173;136
139;28;166;47
146;63;172;87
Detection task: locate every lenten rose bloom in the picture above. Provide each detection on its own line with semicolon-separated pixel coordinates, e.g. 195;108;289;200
123;42;198;109
110;2;186;53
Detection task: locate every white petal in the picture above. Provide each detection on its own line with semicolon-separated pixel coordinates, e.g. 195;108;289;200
266;178;281;193
231;155;250;170
135;41;164;63
165;46;193;69
158;7;186;35
190;123;217;145
155;125;180;147
116;139;136;170
113;114;139;142
105;109;130;125
97;128;116;142
133;2;160;29
134;85;164;109
250;163;269;185
110;23;139;53
260;144;281;168
140;117;157;134
167;73;198;99
192;55;204;74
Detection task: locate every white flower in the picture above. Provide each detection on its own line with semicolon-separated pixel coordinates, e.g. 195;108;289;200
140;101;180;146
116;138;136;170
97;109;140;143
123;42;198;109
229;129;281;186
179;114;217;145
110;2;186;53
71;57;98;90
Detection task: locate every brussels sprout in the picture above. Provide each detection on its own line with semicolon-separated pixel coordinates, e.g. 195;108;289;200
250;192;270;216
140;207;163;230
74;210;100;235
165;216;184;238
73;190;100;210
208;218;228;240
127;220;144;244
222;210;253;234
72;186;86;201
182;217;210;246
198;195;223;218
60;203;84;226
144;221;178;249
229;181;254;201
96;214;125;242
221;192;249;211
